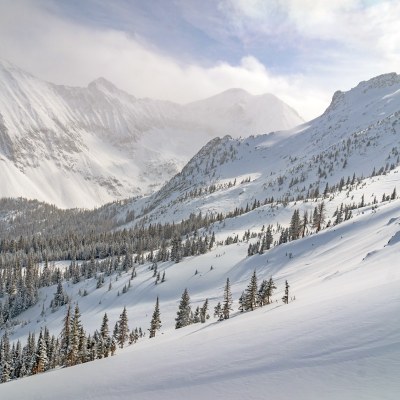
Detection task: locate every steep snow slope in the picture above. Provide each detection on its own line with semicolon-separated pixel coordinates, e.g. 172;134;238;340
1;193;399;399
115;72;400;226
0;60;303;208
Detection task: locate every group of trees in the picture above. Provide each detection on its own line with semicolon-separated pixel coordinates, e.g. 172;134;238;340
175;289;209;329
0;303;149;384
238;272;288;312
176;274;291;329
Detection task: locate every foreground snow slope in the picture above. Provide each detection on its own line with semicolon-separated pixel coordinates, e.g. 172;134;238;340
2;197;399;399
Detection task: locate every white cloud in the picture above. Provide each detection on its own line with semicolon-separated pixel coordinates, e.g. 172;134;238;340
0;0;398;122
220;0;400;69
0;0;331;120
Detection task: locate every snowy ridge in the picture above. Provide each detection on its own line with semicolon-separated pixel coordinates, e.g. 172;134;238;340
0;60;303;208
115;72;400;226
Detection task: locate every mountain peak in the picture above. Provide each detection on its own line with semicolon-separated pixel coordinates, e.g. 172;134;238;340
88;77;119;93
355;72;400;92
219;87;250;96
323;72;400;116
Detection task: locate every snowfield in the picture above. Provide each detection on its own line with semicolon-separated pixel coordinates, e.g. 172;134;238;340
1;197;399;399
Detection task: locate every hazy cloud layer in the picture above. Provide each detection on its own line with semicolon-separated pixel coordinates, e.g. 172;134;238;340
0;0;398;120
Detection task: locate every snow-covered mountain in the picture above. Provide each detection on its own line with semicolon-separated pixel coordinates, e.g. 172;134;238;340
0;72;400;399
0;60;303;208
113;72;400;226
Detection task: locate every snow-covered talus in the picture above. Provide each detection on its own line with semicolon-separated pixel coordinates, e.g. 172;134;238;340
0;60;304;208
116;72;400;226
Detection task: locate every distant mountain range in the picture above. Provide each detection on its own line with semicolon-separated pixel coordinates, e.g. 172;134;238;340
0;60;303;208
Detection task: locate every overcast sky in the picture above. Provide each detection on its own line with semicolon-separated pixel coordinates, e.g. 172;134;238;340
0;0;399;120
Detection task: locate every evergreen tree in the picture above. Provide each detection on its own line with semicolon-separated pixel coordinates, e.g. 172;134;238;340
238;292;245;313
112;322;119;341
149;297;161;338
265;225;273;250
244;271;258;311
60;304;71;366
265;277;276;305
301;211;308;237
175;289;192;329
257;279;268;307
51;281;68;311
100;313;109;340
258;277;276;306
312;202;326;232
193;306;201;323
34;329;48;374
117;307;129;348
289;209;301;240
282;280;290;304
1;358;10;383
213;302;223;321
68;304;82;366
222;278;233;319
200;299;209;323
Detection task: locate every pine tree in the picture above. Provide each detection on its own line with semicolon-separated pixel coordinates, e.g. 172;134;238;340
193;306;201;323
312;202;326;232
238;291;245;312
265;225;273;250
117;307;129;348
68;304;82;366
257;279;268;307
34;329;48;374
175;289;192;329
289;209;301;240
265;277;276;305
60;304;71;366
244;270;258;311
213;302;223;321
78;327;88;362
52;281;68;311
301;211;308;237
112;322;119;344
1;358;10;383
222;278;233;319
200;299;209;323
149;297;161;338
100;313;109;340
282;280;290;304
